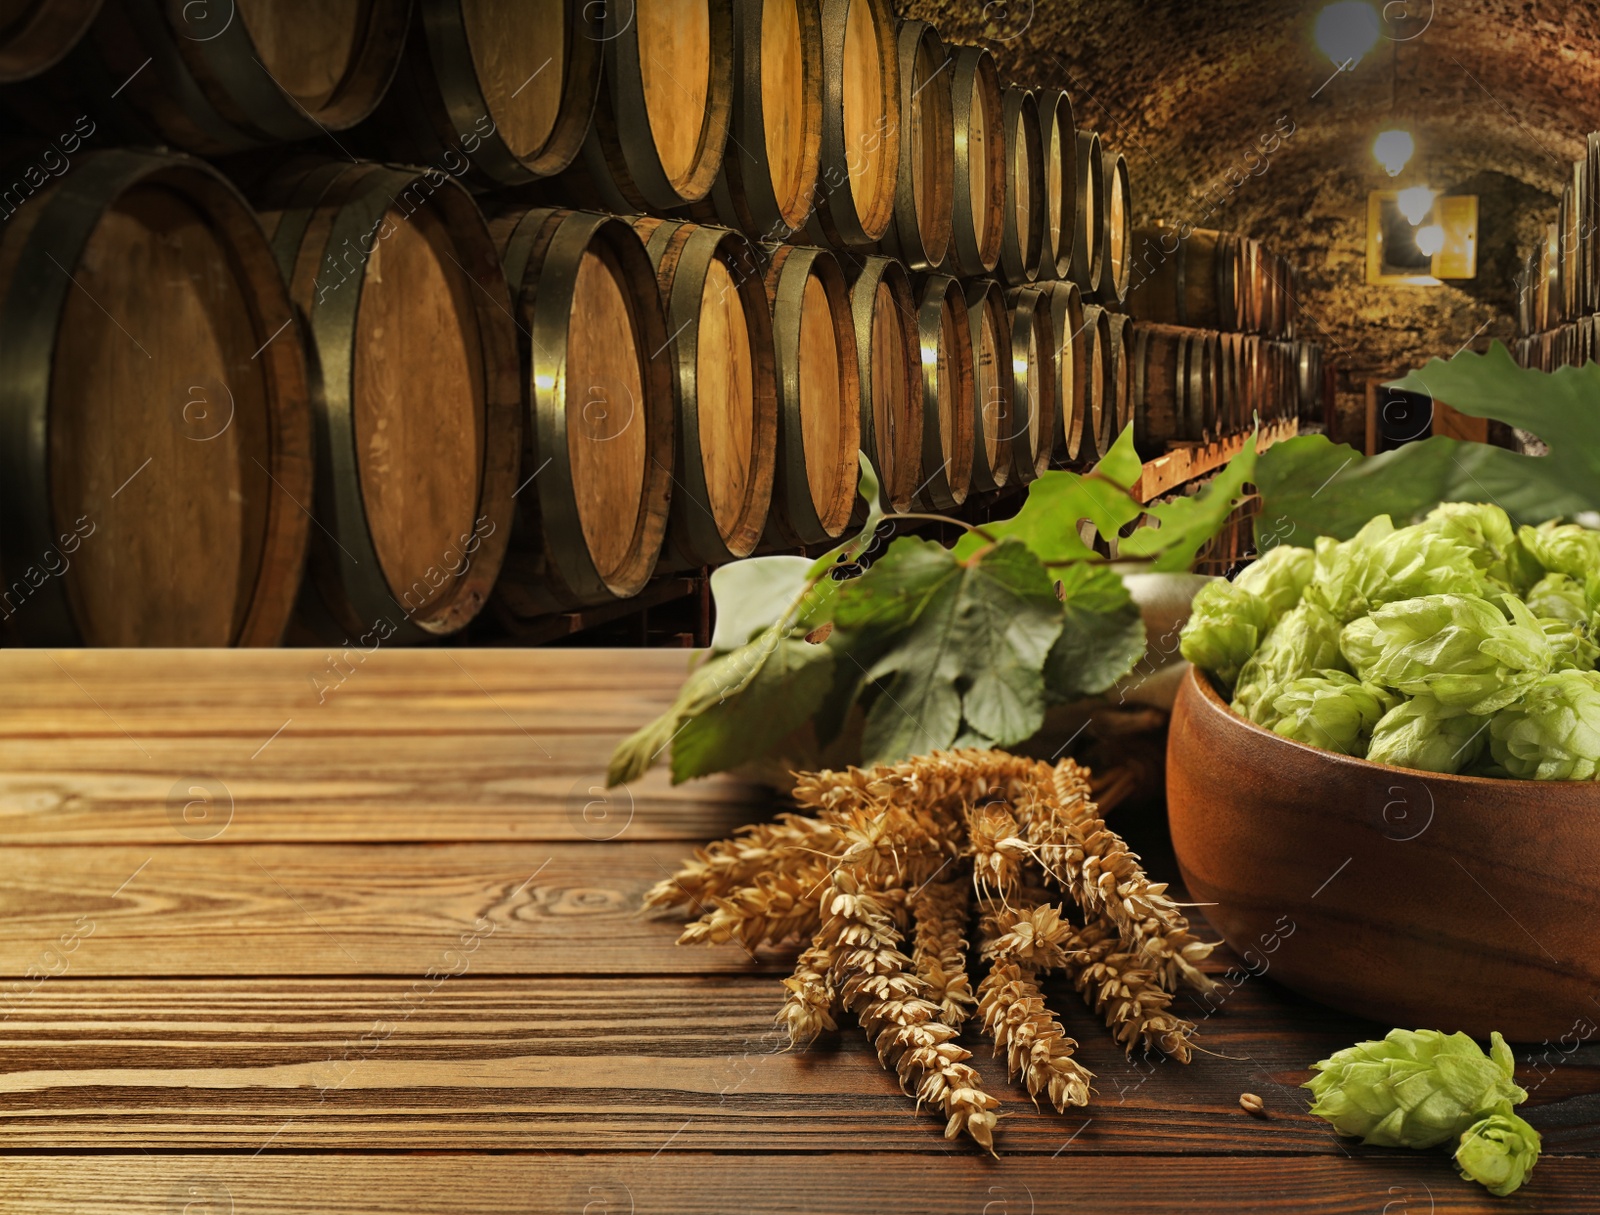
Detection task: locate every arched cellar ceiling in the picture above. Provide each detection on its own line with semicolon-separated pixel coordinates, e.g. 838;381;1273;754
902;0;1600;436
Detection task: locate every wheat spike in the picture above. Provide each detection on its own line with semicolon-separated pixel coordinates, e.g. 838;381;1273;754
777;928;838;1048
1064;916;1197;1061
909;880;975;1028
642;812;835;913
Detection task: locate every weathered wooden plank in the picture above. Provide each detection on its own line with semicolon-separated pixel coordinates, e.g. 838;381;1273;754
0;1154;1594;1213
0;977;1592;1155
0;843;789;976
0;649;765;843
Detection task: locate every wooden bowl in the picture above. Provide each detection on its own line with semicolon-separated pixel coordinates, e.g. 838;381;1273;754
1167;666;1600;1042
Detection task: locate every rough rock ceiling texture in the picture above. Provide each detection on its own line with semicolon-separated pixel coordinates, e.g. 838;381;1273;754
902;0;1600;439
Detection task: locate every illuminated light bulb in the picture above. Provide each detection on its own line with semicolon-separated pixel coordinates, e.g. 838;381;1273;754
1396;185;1435;225
1315;2;1381;66
1373;129;1415;177
1415;224;1445;257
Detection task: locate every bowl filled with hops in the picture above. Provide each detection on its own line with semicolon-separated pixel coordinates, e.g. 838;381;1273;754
1167;503;1600;1041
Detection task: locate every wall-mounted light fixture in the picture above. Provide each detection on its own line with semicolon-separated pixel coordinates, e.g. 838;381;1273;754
1315;2;1381;66
1396;185;1435;224
1373;129;1415;177
1414;224;1446;257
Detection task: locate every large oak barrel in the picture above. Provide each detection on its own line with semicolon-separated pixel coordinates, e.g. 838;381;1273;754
764;243;859;545
1004;284;1055;483
849;254;919;509
1069;129;1104;299
912;274;973;510
565;0;734;211
948;45;1003;277
1097;151;1131;304
807;0;899;251
0;149;312;645
880;19;952;272
1041;279;1087;463
1105;310;1133;440
1127;226;1246;330
357;0;600;185
633;217;777;565
708;0;823;241
1079;302;1113;457
1037;88;1076;282
1132;322;1188;455
964;278;1011;491
254;160;519;638
489;206;673;619
0;0;99;82
90;0;410;153
1000;86;1044;286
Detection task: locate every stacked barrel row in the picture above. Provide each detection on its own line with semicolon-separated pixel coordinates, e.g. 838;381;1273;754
1514;132;1600;372
0;0;1307;645
1121;225;1316;457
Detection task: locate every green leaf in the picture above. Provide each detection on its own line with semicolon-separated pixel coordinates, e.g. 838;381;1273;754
839;537;1064;763
670;631;836;782
951;424;1143;564
708;557;811;651
1044;563;1148;701
1253;434;1589;548
1389;341;1600;509
1120;435;1258;570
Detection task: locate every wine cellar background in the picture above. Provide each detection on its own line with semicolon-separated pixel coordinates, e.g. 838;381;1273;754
0;0;1328;648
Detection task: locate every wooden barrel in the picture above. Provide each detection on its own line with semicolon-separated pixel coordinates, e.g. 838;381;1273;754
1069;129;1104;298
912;275;974;510
357;0;601;185
1188;328;1221;437
1105;311;1133;441
488;206;673;618
999;86;1044;286
1004;285;1055;483
1041;279;1087;463
706;0;822;241
948;45;1003;277
880;20;952;272
764;244;859;545
1080;302;1120;456
806;0;899;250
1295;341;1323;420
91;0;410;153
632;217;777;565
1127;226;1246;330
1036;88;1076;282
1219;330;1248;435
849;255;919;510
1132;322;1187;455
1097;150;1131;304
566;0;734;211
0;0;99;82
964;278;1011;491
252;161;519;639
0;149;312;645
1560;162;1585;324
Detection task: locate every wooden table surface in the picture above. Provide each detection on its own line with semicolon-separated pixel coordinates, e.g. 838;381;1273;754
0;648;1594;1214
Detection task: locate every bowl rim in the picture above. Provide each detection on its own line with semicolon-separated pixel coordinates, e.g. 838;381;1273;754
1181;664;1600;793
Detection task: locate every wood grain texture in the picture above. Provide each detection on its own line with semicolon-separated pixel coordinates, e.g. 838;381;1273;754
4;1155;1596;1214
0;974;1592;1154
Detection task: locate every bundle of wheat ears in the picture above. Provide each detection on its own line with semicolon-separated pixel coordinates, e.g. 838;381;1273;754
644;749;1219;1153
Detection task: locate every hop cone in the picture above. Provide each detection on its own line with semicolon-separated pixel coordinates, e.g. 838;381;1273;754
1366;695;1487;774
1489;669;1600;781
1454;1104;1542;1196
1180;578;1271;691
1519;521;1600;581
1304;1029;1526;1149
1266;670;1399;756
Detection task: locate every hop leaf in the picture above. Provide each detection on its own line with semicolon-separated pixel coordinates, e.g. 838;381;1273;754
1455;1105;1542;1197
1366;695;1489;774
1520;521;1600;581
1304;1029;1527;1150
1265;670;1399;756
1231;601;1349;724
1488;669;1600;780
1304;515;1488;624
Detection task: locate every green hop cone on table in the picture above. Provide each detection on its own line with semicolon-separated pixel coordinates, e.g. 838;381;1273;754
1304;1028;1527;1150
1454;1105;1543;1197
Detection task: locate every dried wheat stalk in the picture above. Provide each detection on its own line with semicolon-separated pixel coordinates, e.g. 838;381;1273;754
647;748;1211;1153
